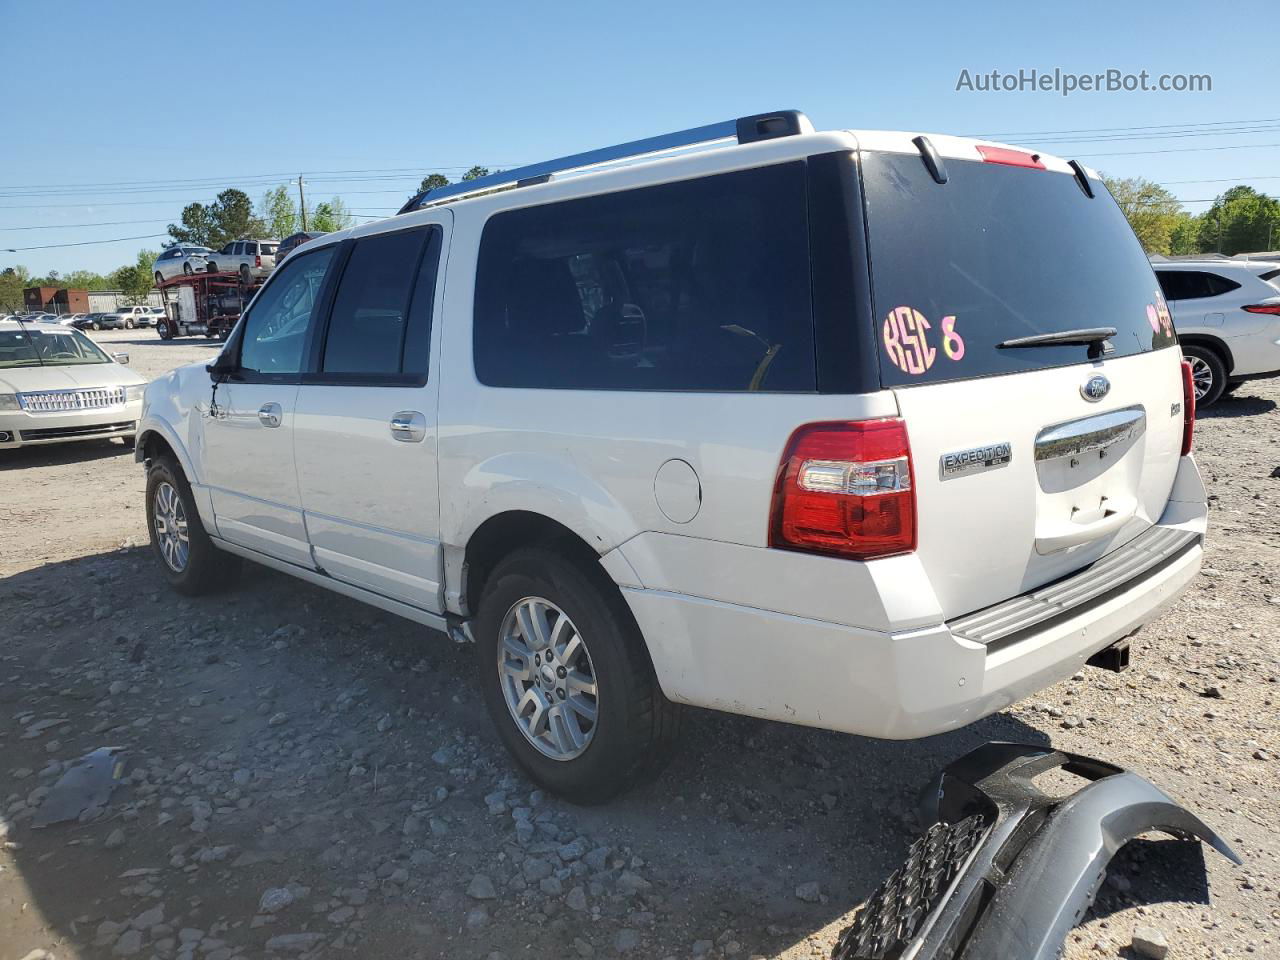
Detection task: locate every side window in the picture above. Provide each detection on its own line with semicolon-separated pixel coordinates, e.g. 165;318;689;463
1157;270;1239;301
319;227;439;379
1204;273;1241;297
473;163;814;392
238;247;335;376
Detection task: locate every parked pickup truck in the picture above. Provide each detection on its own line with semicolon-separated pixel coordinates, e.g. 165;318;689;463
203;239;279;283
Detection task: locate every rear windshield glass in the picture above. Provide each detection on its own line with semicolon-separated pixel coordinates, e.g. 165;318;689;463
862;152;1177;387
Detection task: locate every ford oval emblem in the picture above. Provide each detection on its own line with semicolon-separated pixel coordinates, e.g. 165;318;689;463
1081;374;1111;402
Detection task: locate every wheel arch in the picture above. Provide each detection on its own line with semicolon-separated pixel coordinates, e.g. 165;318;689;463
1178;333;1234;374
460;510;607;619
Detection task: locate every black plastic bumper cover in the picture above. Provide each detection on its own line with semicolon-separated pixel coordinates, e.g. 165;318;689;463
832;742;1241;960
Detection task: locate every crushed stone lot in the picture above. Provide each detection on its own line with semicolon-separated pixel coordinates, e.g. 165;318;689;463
1;329;1277;960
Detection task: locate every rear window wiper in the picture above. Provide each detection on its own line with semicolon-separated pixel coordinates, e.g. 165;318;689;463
998;327;1117;357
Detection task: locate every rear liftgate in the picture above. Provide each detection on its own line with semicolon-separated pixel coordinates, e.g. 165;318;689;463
832;743;1240;960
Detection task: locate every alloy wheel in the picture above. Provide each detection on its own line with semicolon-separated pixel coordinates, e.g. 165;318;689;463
153;481;190;572
1186;354;1214;401
497;597;599;761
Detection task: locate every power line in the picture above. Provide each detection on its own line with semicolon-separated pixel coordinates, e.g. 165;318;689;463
4;233;169;252
971;117;1280;139
0;164;518;192
1081;142;1280;158
0;217;172;232
1025;125;1280;146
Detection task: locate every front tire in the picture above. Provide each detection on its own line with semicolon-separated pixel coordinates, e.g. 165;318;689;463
155;272;164;285
125;319;135;329
183;263;193;275
475;547;681;804
1183;344;1227;406
145;455;241;595
157;320;174;340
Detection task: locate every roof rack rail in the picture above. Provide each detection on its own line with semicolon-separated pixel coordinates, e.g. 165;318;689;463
397;110;810;214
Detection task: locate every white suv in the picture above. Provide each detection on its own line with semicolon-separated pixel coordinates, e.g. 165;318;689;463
1151;259;1280;404
204;239;278;283
136;111;1206;802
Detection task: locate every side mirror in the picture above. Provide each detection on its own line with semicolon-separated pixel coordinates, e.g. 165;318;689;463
112;352;130;364
206;351;237;378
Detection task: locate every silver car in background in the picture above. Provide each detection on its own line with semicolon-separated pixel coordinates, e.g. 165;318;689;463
153;245;215;284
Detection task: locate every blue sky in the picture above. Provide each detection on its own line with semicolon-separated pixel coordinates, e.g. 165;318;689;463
3;0;1275;277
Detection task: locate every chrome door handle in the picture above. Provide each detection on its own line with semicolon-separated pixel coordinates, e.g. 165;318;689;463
390;411;426;443
257;402;282;428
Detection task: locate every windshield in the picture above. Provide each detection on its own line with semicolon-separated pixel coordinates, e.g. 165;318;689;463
0;327;113;368
862;152;1177;386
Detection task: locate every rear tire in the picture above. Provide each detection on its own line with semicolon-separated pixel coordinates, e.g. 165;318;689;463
475;547;681;804
155;272;164;285
125;319;135;329
145;455;241;595
205;261;218;274
239;264;252;284
1182;344;1227;406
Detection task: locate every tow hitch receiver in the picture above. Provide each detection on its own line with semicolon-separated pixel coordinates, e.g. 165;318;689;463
1086;638;1131;672
832;743;1240;960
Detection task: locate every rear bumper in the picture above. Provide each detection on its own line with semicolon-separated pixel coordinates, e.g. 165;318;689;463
619;461;1206;739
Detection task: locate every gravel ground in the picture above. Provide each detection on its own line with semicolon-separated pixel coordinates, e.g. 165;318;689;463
1;330;1276;960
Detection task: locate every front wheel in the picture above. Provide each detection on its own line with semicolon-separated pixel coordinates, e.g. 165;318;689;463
155;272;164;285
125;319;135;329
145;455;241;595
1182;345;1227;406
183;263;193;275
475;547;681;804
157;320;174;340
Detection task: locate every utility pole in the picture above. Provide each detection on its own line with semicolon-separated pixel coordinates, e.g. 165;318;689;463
297;175;307;231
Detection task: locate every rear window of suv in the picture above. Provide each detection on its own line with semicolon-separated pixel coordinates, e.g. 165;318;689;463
861;152;1177;387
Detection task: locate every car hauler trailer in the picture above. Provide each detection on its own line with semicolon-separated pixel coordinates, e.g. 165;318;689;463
155;272;262;340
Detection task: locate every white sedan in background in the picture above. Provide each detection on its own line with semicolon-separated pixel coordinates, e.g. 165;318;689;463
0;321;146;449
152;245;215;284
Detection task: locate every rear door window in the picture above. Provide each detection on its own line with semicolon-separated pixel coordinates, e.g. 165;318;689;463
473;163;814;392
862;152;1177;387
318;227;439;380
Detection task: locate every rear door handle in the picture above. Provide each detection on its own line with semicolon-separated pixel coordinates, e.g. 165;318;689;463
257;402;282;428
390;411;427;443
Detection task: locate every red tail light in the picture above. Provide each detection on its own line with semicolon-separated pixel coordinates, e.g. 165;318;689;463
1180;360;1196;456
254;255;262;267
1241;303;1280;315
976;145;1046;169
769;419;916;560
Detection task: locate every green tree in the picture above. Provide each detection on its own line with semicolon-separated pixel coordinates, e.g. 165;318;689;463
168;188;266;249
310;198;353;232
1102;175;1185;255
1168;212;1204;256
1196;186;1280;255
461;166;490;181
417;173;451;195
0;266;30;312
111;248;160;303
259;185;299;238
